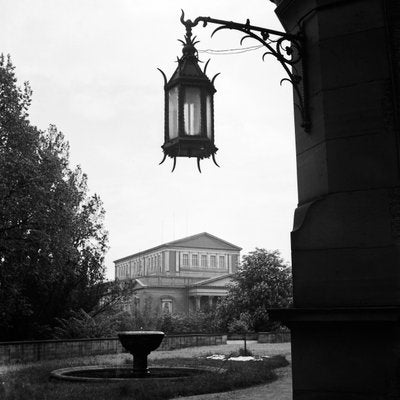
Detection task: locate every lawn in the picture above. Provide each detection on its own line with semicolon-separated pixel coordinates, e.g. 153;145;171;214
0;351;289;400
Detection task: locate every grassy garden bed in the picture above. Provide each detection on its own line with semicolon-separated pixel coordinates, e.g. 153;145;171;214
0;353;288;400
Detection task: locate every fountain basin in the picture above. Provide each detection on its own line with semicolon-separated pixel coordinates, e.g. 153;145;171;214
50;365;223;382
118;330;165;376
118;331;165;354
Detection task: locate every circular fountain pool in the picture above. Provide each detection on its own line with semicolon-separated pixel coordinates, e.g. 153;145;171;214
50;330;224;383
50;365;217;382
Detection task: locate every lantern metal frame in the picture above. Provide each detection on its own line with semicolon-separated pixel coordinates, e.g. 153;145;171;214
158;15;220;173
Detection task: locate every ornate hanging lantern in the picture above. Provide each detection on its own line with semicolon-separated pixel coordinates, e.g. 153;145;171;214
158;14;220;173
158;10;308;172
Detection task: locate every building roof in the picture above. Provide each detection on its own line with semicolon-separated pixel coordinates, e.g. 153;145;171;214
114;232;242;263
189;273;233;287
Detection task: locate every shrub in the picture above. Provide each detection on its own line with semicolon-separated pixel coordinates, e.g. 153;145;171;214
53;309;124;339
155;310;222;334
53;300;225;339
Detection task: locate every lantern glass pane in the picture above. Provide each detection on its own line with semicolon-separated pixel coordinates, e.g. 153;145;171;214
184;87;201;136
206;94;212;139
168;86;179;139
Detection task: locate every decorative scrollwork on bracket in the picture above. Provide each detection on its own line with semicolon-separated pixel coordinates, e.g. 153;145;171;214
180;10;310;132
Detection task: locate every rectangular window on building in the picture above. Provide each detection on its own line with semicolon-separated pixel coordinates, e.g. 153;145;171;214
183;254;189;267
210;255;216;268
201;254;207;268
219;256;225;268
192;254;198;267
165;252;169;272
161;299;173;314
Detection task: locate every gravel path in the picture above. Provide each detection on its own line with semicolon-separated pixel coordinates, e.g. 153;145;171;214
149;341;292;400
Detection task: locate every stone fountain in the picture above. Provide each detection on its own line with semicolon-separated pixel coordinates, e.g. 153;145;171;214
51;330;219;382
117;330;164;377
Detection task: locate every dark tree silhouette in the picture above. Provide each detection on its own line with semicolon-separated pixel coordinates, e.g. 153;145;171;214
0;55;108;340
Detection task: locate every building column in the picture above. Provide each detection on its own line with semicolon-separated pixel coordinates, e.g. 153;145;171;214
195;296;201;311
269;0;400;398
208;296;213;309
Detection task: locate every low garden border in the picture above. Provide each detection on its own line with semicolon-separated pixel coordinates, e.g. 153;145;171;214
258;332;291;343
0;333;227;364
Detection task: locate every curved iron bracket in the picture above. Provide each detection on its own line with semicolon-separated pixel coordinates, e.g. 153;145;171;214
180;10;310;132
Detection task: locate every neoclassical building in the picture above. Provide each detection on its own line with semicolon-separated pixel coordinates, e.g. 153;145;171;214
114;232;241;314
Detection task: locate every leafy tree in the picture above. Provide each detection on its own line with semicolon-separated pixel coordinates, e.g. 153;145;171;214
0;55;108;340
217;249;292;332
227;312;252;356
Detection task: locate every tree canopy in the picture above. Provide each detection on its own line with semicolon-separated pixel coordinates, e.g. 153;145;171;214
0;55;109;340
217;248;292;332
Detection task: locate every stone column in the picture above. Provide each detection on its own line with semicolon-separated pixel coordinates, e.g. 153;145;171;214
208;296;213;309
269;0;400;398
195;296;201;311
188;296;194;313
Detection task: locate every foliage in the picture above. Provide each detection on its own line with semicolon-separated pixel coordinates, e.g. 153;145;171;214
156;310;221;334
91;280;137;318
51;296;225;338
53;281;136;339
53;309;122;339
217;248;292;332
238;347;253;356
0;354;288;400
117;297;159;332
227;312;251;334
117;306;222;335
227;313;252;356
0;55;108;340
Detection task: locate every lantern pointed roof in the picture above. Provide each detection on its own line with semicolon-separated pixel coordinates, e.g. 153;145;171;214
169;56;207;82
166;36;214;88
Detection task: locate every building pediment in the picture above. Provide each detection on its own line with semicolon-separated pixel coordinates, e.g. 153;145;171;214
132;278;146;288
166;232;241;251
191;274;233;288
188;274;233;297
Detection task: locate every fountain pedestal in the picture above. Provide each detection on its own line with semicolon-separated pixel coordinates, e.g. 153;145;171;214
118;331;165;377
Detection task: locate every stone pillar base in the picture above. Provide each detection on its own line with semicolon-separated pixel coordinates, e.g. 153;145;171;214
270;307;400;399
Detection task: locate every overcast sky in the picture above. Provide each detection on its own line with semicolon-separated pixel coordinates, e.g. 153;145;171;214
2;1;297;279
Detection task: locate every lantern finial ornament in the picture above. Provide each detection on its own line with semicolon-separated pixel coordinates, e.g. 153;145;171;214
158;11;219;173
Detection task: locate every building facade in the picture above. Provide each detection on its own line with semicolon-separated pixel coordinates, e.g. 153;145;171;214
114;232;241;314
